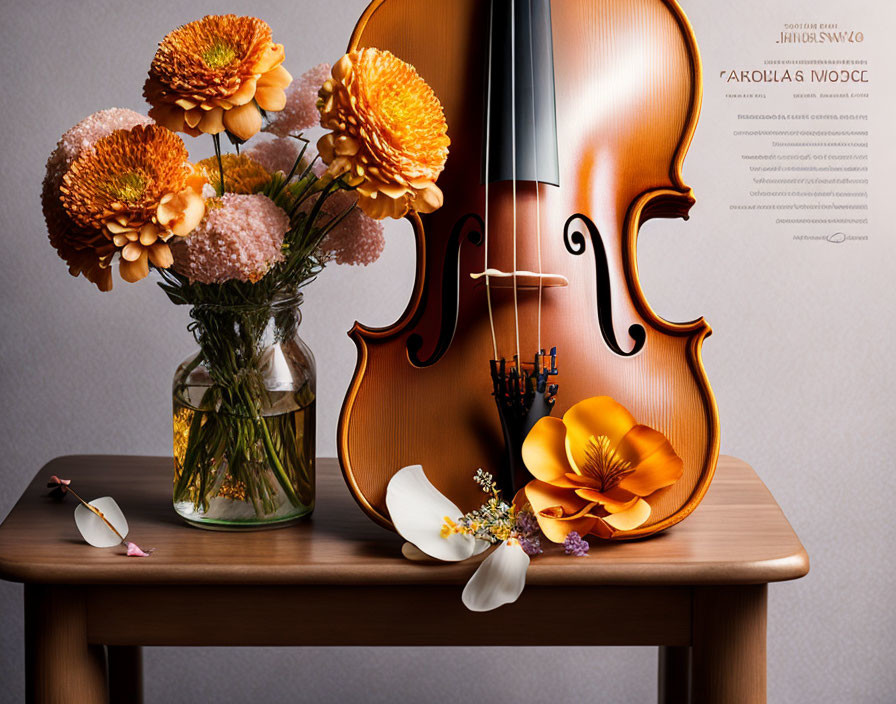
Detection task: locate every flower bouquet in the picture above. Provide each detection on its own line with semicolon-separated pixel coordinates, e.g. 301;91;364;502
42;15;448;528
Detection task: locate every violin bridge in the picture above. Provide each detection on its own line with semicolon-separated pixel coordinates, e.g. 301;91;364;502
471;269;568;289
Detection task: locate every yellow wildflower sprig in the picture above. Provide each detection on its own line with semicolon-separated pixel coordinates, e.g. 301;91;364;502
441;470;542;555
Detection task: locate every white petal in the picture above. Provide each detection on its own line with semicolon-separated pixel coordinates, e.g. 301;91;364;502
471;539;491;556
401;542;437;562
74;497;128;548
401;540;489;563
386;465;479;562
462;539;530;612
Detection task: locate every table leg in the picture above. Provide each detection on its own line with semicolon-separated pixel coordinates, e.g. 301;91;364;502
692;584;767;704
658;645;690;703
108;646;143;704
25;584;108;704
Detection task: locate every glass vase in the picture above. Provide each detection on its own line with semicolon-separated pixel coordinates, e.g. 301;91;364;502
172;296;315;529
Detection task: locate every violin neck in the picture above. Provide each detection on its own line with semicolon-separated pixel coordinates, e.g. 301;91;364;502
483;0;560;186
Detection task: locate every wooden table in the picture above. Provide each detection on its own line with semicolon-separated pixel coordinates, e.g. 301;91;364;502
0;455;808;704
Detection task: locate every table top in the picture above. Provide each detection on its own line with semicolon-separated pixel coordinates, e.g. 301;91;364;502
0;455;808;587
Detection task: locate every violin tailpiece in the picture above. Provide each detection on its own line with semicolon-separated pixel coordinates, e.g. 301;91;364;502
490;348;559;498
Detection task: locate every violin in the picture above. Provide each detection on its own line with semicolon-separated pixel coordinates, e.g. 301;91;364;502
337;0;719;537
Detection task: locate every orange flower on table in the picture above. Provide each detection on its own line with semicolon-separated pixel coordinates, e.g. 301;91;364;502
144;14;292;141
317;48;450;220
58;124;206;284
521;396;684;542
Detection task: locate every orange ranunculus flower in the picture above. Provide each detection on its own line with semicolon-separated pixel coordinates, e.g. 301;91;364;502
58;124;206;284
317;48;449;220
521;396;683;542
144;15;292;141
43;109;154;291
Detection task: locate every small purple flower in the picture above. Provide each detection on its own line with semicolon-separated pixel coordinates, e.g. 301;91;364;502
519;535;543;557
563;532;590;557
514;509;540;537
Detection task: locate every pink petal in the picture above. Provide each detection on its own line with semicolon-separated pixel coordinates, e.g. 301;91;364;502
47;475;71;499
126;542;154;557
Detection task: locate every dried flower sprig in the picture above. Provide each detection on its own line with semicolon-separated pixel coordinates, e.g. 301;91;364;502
441;470;542;556
47;476;154;557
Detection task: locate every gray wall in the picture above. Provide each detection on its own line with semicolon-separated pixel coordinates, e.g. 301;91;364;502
1;0;893;701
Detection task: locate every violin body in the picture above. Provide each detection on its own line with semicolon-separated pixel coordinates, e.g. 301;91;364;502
338;0;719;536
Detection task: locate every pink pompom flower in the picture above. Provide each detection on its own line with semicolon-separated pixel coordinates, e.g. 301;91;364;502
313;189;385;267
263;63;331;138
171;194;290;284
245;136;305;177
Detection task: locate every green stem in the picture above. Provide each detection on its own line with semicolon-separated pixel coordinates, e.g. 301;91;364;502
288;173;334;221
258;415;301;507
236;384;301;508
174;405;207;501
270;137;310;200
212;133;225;193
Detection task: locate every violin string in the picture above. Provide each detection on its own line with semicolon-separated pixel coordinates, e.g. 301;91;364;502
510;0;522;365
527;0;544;357
483;0;498;361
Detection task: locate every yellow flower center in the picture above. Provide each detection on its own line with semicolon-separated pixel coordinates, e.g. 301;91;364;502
202;39;238;69
102;172;147;203
376;83;415;135
582;435;634;492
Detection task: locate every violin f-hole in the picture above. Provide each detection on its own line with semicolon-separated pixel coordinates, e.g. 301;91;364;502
563;213;646;357
406;212;484;367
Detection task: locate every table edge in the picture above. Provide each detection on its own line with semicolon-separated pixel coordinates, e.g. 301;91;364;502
0;454;811;587
0;547;810;586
